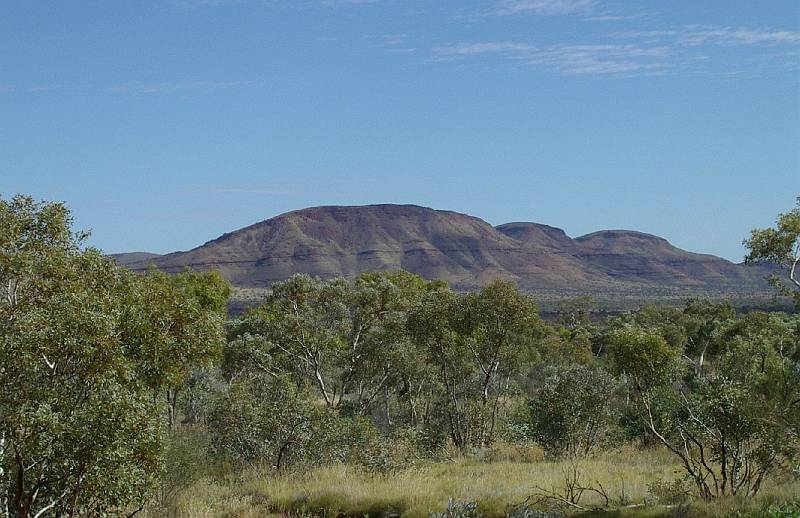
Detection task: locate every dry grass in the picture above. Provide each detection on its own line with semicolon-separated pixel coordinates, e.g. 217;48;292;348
148;447;673;517
249;449;676;516
145;445;800;517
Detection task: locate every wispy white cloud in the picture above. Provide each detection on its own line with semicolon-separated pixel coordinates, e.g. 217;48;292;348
435;42;532;56
615;25;800;47
493;0;596;16
585;12;653;22
434;16;800;77
363;32;418;54
175;0;378;7
434;41;672;76
678;25;800;46
376;33;410;45
531;44;671;75
453;0;599;21
26;84;92;92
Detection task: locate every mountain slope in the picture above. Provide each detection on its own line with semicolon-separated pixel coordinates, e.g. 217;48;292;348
119;204;770;294
135;205;610;289
495;224;764;289
495;222;578;252
111;252;162;268
572;230;756;286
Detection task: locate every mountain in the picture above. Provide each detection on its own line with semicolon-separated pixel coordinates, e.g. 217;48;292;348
111;252;162;268
114;204;771;297
496;224;763;288
495;222;578;252
572;230;757;286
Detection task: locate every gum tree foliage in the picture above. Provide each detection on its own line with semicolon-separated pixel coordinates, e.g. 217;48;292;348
0;195;229;517
524;364;619;457
224;271;441;425
125;269;229;430
557;296;598;331
680;300;736;369
228;274;351;406
605;300;736;375
175;367;228;427
405;287;465;446
337;271;442;424
602;310;691;443
217;272;446;471
607;313;800;500
745;196;800;307
607;326;681;389
209;365;392;471
608;305;689;351
457;281;541;445
556;296;599;358
209;375;340;470
522;317;596;370
226;274;543;453
408;280;541;450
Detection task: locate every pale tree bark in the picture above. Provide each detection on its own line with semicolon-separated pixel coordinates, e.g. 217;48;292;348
1;431;7;518
789;239;800;290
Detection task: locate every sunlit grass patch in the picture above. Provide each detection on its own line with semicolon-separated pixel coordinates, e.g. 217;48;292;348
145;448;800;518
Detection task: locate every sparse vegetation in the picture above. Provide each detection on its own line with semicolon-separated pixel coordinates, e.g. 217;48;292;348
143;450;800;517
2;195;799;517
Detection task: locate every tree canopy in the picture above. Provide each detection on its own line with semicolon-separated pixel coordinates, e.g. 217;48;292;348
0;195;230;517
745;196;800;307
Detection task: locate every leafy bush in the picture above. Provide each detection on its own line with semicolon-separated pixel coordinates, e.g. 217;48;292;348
762;500;800;518
209;374;335;470
161;426;227;499
647;477;693;505
430;499;482;518
521;364;620;457
177;367;227;426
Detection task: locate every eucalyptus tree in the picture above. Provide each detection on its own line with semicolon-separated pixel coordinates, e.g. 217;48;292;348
408;280;541;449
745;196;800;307
681;299;736;372
524;364;619;458
458;281;541;445
225;271;441;421
0;195;229;517
234;274;351;406
209;374;330;470
344;271;444;424
124;269;229;429
607;315;800;499
406;287;468;447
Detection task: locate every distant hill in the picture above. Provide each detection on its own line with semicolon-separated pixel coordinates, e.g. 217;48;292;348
112;204;774;301
111;252;162;268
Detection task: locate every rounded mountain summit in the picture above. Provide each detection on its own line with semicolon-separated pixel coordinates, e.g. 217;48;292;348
112;204;768;293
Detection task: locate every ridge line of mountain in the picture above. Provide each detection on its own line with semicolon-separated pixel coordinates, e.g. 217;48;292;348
111;203;770;295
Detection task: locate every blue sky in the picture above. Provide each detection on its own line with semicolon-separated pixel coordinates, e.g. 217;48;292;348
2;0;798;261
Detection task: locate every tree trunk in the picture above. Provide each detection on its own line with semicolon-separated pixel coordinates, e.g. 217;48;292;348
166;388;179;430
1;432;8;518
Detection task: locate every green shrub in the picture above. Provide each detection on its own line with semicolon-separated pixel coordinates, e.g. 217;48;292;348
762;500;800;518
647;477;693;505
521;364;620;457
430;499;482;518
